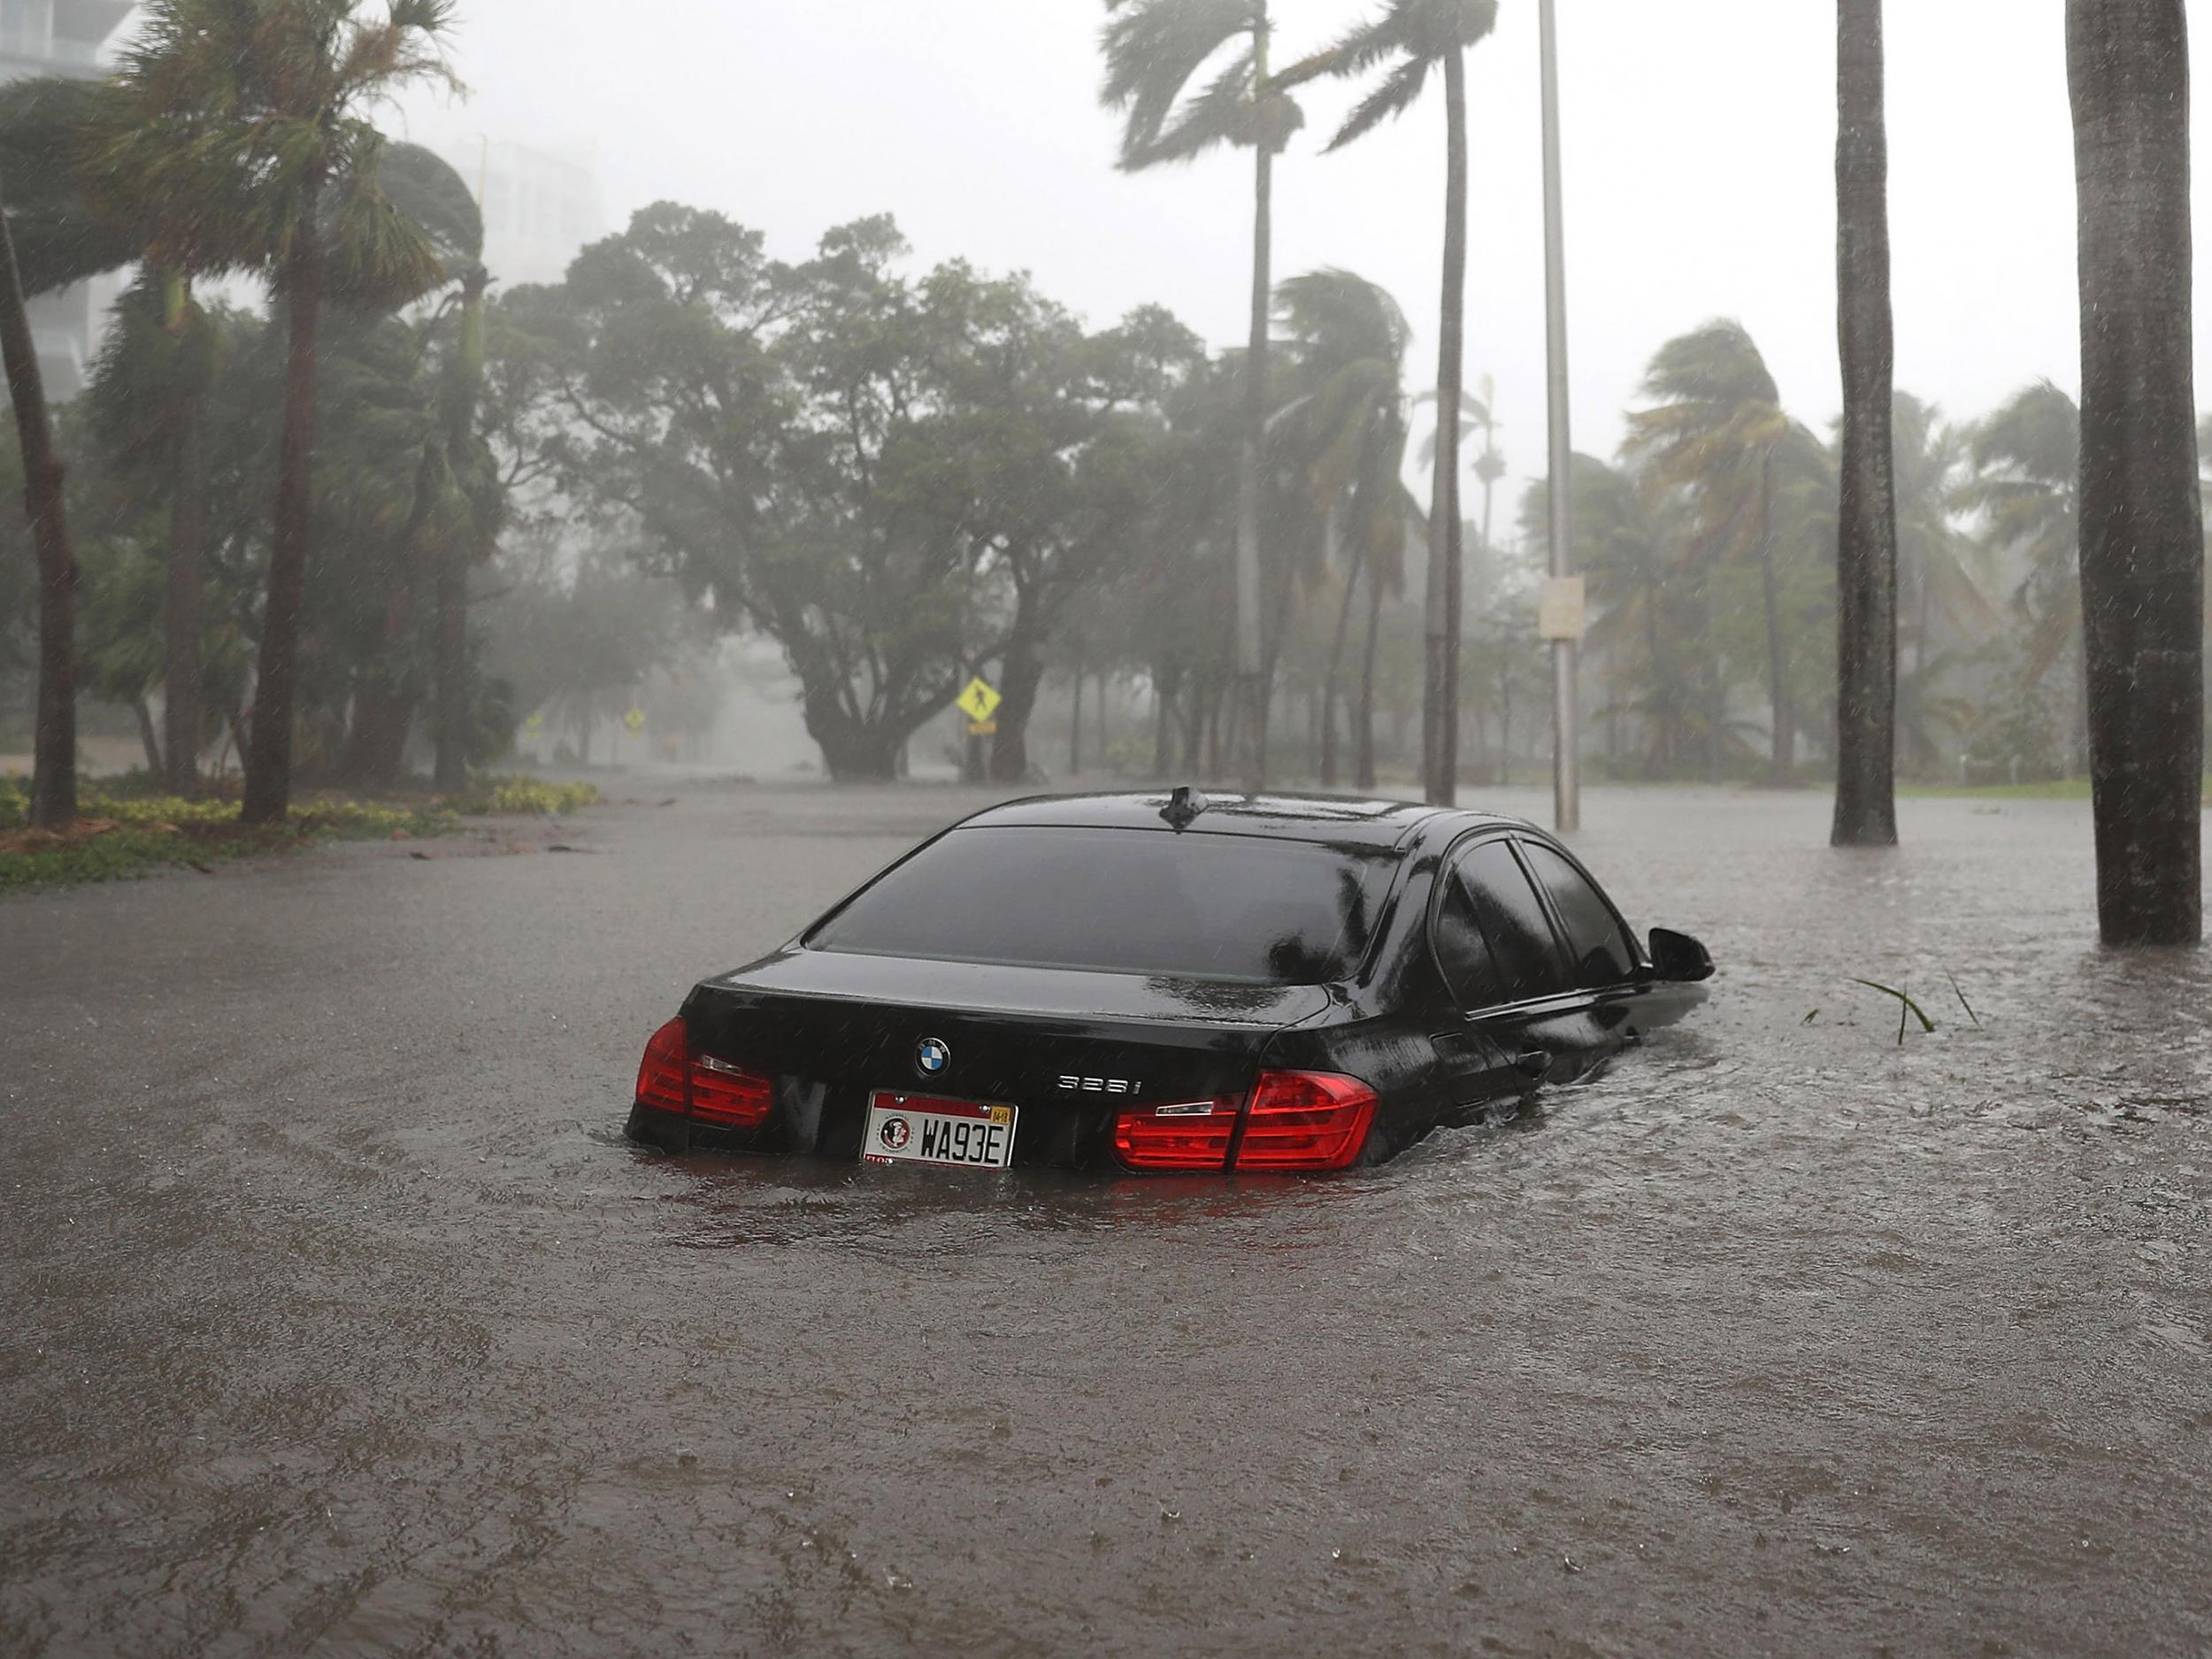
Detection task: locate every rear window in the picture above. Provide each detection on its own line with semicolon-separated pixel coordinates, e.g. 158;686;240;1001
806;826;1396;984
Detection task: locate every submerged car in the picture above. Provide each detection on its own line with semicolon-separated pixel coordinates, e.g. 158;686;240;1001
626;789;1714;1174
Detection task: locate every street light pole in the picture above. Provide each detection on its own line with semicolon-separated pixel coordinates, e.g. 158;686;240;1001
1539;0;1580;833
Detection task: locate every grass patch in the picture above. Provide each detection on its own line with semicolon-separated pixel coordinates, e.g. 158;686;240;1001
0;772;599;894
445;775;602;817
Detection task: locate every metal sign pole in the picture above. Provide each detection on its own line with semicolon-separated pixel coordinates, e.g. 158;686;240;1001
1540;0;1581;833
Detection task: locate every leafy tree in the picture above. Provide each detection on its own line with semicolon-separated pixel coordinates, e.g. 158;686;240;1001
1832;0;1901;845
93;0;458;823
2067;0;2202;945
1101;0;1304;780
1279;0;1499;804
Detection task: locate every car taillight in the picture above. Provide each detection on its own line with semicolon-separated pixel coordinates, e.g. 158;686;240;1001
1113;1096;1239;1171
634;1017;773;1130
1233;1071;1377;1171
1113;1071;1377;1173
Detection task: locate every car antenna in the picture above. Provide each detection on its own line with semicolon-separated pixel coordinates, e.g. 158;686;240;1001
1160;786;1209;831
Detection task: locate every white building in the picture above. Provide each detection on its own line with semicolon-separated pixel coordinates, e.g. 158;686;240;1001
1;0;134;399
436;135;606;289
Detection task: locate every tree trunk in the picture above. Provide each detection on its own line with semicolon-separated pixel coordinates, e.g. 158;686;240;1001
164;357;207;798
1757;443;1794;783
1424;46;1471;808
434;267;490;795
2069;0;2204;944
1832;0;1901;846
1356;561;1384;790
0;172;78;830
242;180;323;825
1068;662;1084;777
1234;56;1272;787
1320;552;1363;789
991;628;1047;783
132;693;163;777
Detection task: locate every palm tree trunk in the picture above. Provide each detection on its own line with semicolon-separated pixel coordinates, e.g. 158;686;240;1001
2070;0;2204;943
164;374;207;797
1424;45;1471;808
242;180;324;826
1757;443;1794;783
1320;552;1362;788
1356;560;1384;790
1832;0;1901;846
132;693;163;776
1235;71;1272;787
0;174;77;831
1069;660;1085;776
434;266;490;795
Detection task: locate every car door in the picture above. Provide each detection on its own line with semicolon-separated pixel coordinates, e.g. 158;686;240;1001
1424;834;1596;1120
1512;836;1665;1048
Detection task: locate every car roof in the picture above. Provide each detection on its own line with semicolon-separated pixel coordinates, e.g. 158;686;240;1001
955;791;1530;850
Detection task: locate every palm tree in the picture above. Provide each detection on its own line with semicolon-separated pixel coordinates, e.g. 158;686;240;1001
1625;322;1818;784
93;0;457;823
1279;0;1500;805
1832;0;1900;847
1957;381;2082;770
1887;393;1997;776
0;171;78;829
2067;0;2203;946
1101;0;1303;781
1271;268;1415;787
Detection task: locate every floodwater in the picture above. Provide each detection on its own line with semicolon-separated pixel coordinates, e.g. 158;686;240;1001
2;782;2208;1657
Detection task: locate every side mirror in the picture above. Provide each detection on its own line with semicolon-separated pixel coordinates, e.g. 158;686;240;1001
1649;927;1715;983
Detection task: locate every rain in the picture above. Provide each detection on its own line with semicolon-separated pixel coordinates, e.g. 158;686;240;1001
2;2;2208;1655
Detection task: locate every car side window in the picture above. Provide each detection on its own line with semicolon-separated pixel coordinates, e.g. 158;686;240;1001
1458;841;1574;1003
1433;864;1503;1010
1519;841;1640;988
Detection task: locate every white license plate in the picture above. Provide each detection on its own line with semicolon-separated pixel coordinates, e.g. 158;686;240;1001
862;1094;1018;1169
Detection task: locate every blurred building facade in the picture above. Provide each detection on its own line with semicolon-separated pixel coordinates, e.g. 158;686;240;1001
438;136;607;289
1;0;133;398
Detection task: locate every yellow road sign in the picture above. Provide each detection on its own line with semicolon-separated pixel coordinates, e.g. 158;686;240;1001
625;708;647;733
956;677;1002;724
968;720;998;737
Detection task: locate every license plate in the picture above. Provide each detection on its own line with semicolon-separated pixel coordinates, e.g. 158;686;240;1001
863;1094;1018;1170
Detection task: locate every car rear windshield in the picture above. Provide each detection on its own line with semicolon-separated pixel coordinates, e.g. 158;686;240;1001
805;826;1398;984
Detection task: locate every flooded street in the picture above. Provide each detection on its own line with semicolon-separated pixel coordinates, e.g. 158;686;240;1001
4;782;2209;1657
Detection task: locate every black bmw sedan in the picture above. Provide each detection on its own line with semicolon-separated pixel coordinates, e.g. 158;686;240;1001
626;789;1713;1174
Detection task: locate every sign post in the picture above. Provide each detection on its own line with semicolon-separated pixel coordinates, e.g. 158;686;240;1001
956;677;1002;784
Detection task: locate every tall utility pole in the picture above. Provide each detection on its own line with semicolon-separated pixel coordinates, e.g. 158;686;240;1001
1539;0;1580;832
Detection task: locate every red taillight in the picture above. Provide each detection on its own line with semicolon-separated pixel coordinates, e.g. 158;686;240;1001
688;1054;772;1128
1113;1097;1239;1171
634;1017;773;1131
1233;1071;1377;1171
636;1017;688;1113
1112;1071;1377;1173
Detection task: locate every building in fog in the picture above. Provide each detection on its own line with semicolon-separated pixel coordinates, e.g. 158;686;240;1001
436;136;607;289
1;0;133;398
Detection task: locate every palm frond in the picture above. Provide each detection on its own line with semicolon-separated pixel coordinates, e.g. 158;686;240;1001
1326;53;1429;150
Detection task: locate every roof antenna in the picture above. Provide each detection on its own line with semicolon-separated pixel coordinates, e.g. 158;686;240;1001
1160;786;1209;831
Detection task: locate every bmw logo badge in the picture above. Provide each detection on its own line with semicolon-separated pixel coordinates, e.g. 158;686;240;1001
914;1037;951;1079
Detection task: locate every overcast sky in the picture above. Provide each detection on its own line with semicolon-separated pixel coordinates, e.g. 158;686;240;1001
389;0;2203;514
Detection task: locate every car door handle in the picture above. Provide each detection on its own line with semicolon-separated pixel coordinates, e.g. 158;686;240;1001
1510;1048;1552;1080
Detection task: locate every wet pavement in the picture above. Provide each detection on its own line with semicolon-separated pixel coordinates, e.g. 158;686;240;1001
3;780;2209;1657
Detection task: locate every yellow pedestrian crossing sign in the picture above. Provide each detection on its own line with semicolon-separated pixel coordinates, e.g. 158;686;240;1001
956;677;1002;725
625;708;647;733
